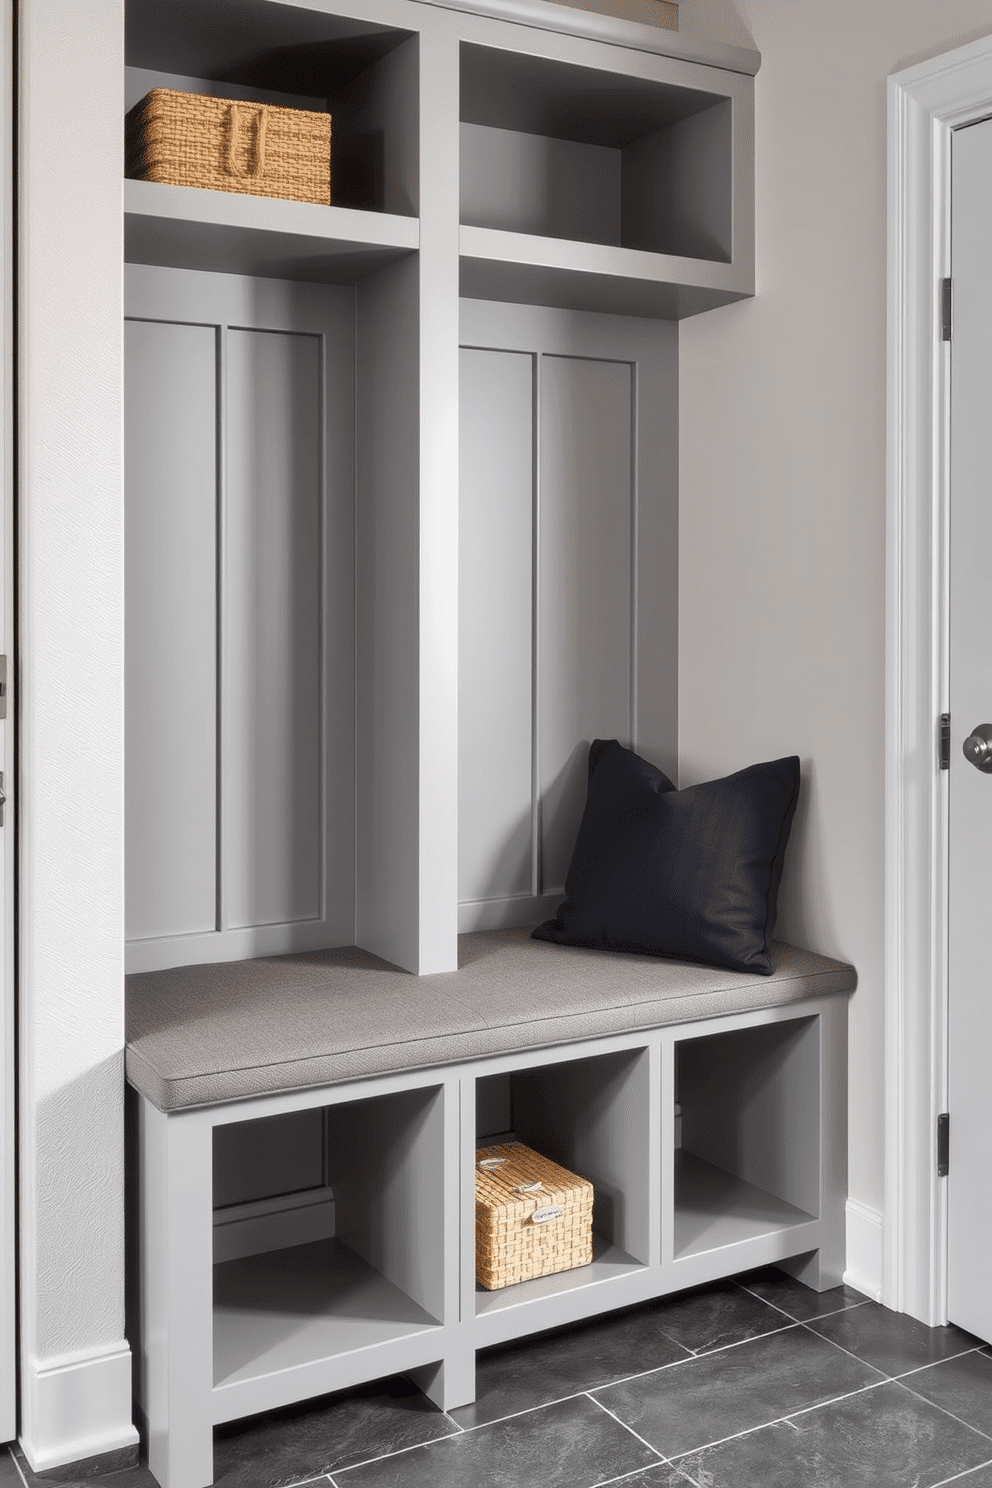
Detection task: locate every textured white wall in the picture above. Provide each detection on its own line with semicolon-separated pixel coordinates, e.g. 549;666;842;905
676;0;992;1219
19;0;137;1467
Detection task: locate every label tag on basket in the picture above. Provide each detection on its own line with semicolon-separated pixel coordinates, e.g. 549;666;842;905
517;1182;543;1193
530;1205;563;1224
478;1157;508;1169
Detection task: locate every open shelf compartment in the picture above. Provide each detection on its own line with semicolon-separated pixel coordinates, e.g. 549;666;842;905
211;1084;445;1390
474;1046;650;1320
126;0;419;219
673;1018;820;1261
459;42;731;262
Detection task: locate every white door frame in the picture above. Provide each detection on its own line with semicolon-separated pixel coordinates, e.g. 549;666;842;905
885;31;992;1326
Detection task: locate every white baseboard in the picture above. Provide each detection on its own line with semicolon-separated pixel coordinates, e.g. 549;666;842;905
20;1341;139;1472
844;1199;884;1302
213;1185;336;1262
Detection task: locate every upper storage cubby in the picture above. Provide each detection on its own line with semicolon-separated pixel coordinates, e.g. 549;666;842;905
460;43;730;260
124;0;420;284
457;34;754;319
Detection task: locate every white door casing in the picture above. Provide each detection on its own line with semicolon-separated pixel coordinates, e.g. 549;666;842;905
945;115;992;1344
0;0;14;1444
886;33;992;1325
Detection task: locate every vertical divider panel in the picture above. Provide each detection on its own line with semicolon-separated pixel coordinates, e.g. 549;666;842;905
532;350;543;900
631;325;678;780
658;1031;676;1269
215;322;227;935
355;257;422;970
357;20;461;975
459;1073;478;1324
417;22;461;971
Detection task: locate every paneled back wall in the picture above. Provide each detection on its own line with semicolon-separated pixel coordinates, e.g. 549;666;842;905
125;266;357;975
457;298;679;933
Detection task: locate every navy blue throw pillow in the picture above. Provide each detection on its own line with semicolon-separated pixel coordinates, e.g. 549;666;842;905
533;741;800;975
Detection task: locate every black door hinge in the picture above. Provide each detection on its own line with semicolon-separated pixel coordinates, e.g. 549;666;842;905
941;278;953;342
940;713;951;770
937;1112;949;1177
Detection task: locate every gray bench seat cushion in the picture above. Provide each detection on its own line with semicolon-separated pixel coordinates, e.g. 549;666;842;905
125;929;857;1112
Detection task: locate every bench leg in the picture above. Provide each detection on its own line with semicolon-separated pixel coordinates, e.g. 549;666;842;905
140;1100;215;1488
410;1337;476;1413
780;1248;845;1294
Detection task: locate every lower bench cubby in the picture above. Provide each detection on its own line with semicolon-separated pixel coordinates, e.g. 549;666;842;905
673;1017;820;1260
125;932;854;1488
472;1046;651;1330
211;1085;446;1392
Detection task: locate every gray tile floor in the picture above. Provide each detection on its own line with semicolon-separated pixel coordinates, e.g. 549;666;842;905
8;1269;992;1488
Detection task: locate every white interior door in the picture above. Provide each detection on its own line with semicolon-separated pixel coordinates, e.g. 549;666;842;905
947;113;992;1343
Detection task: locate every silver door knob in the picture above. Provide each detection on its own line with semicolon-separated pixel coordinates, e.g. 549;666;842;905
963;723;992;772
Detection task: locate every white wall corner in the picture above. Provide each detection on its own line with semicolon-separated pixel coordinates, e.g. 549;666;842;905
20;1343;138;1473
844;1199;884;1303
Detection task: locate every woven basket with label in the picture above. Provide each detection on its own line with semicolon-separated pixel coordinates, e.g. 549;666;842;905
124;88;332;205
475;1141;594;1290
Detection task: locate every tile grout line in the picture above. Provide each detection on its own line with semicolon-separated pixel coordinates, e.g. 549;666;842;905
893;1374;992;1447
593;1317;803;1387
442;1321;804;1438
320;1405;468;1476
799;1317;985;1387
592;1465;680;1488
449;1387;594;1433
587;1390;669;1464
894;1345;987;1383
665;1376;894;1465
5;1449;27;1488
931;1457;992;1488
734;1279;872;1327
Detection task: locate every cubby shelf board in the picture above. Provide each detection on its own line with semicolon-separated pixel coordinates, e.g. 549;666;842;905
474;1233;644;1320
125;0;412;85
212;1236;441;1393
459;224;747;319
673;1150;817;1260
124;179;419;284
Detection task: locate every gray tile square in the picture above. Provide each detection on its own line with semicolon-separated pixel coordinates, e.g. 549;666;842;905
336;1395;660;1488
594;1322;883;1458
8;1446;154;1488
672;1380;992;1488
452;1304;692;1428
901;1348;992;1439
213;1377;459;1486
808;1302;979;1378
736;1265;867;1322
639;1279;789;1355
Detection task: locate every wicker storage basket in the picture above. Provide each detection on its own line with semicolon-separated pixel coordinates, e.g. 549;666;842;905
476;1141;594;1291
125;89;331;205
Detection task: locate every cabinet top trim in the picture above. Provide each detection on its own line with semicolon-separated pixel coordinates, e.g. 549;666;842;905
413;0;761;76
